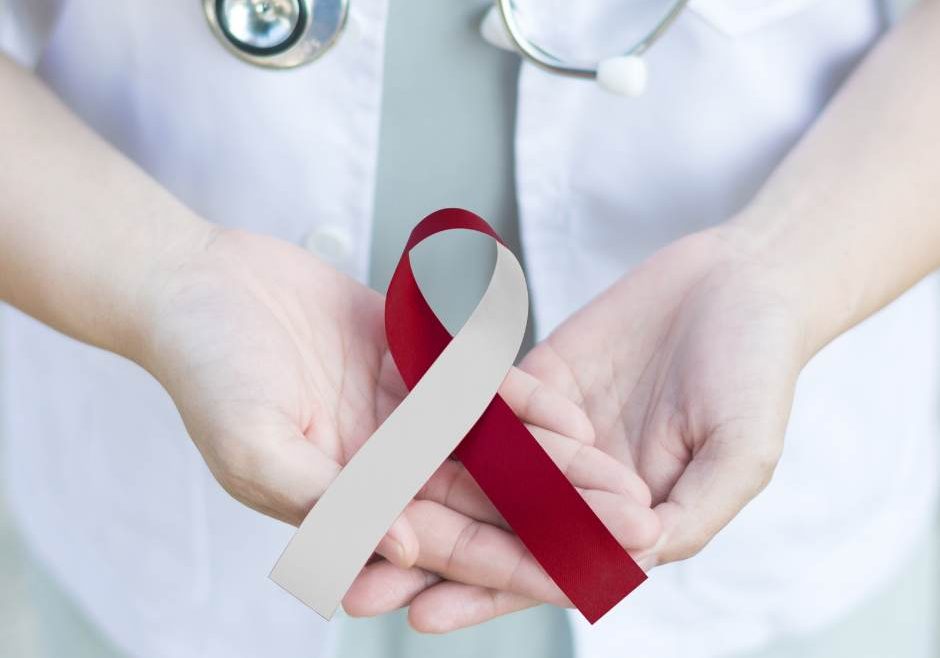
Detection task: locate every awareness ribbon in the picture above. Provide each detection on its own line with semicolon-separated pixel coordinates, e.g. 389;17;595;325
271;209;646;623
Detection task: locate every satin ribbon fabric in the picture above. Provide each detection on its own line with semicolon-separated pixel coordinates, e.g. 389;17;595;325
271;209;645;623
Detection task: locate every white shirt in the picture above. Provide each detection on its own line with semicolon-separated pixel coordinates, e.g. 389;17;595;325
1;1;936;657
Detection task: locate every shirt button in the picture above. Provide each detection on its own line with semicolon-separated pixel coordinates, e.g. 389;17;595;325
303;225;353;265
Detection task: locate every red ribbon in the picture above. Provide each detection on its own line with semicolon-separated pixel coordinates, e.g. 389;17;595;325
385;208;646;623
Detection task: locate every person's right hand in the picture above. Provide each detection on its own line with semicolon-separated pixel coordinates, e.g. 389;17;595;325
134;227;659;602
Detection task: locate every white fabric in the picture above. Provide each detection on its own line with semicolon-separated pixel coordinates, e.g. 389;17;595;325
689;0;836;35
0;0;61;66
1;1;937;657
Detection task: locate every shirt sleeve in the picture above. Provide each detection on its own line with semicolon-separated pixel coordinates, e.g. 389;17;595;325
0;0;63;67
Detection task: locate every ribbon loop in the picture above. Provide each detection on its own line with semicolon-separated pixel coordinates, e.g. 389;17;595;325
271;209;645;623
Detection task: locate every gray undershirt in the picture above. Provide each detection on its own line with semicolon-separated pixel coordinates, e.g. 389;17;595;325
368;0;524;333
352;1;573;656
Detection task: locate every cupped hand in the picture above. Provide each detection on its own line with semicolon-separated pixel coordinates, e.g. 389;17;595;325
133;227;657;603
521;227;809;565
399;226;809;631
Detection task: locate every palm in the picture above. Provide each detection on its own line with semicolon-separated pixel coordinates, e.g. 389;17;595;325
144;228;403;525
521;229;806;563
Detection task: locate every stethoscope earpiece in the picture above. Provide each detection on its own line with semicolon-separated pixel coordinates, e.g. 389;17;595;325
482;1;690;97
596;56;648;97
480;6;651;97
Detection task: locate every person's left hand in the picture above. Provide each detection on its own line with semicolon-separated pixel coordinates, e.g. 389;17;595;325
377;225;810;632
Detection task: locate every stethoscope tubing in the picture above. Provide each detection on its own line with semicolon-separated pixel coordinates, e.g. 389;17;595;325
495;0;691;80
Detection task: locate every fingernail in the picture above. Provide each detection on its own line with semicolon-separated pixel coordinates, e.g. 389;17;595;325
393;540;407;565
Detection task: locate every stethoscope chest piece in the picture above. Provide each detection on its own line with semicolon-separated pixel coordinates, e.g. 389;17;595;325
204;0;348;68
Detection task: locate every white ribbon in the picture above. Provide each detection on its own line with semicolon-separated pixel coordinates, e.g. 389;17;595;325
270;242;528;619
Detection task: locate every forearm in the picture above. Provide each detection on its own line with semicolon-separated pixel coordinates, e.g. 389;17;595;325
0;55;212;358
729;0;940;357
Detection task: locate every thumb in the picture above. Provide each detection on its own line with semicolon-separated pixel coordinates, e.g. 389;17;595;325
201;415;420;569
650;423;783;565
377;509;420;569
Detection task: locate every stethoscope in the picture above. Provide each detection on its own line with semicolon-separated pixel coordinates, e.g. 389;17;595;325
203;0;690;96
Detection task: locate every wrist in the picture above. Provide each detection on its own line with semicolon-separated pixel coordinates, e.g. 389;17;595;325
717;205;859;361
112;213;220;368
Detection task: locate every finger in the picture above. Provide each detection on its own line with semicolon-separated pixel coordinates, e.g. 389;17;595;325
362;508;655;630
418;459;502;525
376;514;420;569
379;348;593;444
652;429;783;564
397;422;653;569
499;366;595;444
342;560;441;617
404;496;655;599
404;499;569;606
517;342;585;405
418;426;653;529
414;481;657;561
404;496;657;606
534;427;652;506
580;489;661;550
408;581;538;634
